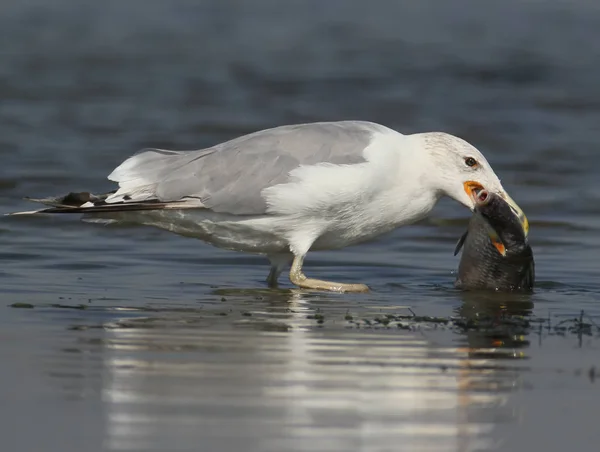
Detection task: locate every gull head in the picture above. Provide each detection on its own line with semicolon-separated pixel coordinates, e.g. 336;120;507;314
414;132;529;235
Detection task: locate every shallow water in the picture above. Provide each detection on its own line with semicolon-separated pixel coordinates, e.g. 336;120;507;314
1;0;600;451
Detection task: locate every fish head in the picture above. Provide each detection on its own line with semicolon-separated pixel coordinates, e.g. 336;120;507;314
474;190;529;256
461;180;528;232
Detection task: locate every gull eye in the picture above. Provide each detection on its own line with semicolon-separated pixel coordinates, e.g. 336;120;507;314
464;157;478;168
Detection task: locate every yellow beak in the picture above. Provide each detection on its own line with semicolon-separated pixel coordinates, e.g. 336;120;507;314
499;191;529;237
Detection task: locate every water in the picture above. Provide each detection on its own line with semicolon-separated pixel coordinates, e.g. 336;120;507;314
1;0;600;451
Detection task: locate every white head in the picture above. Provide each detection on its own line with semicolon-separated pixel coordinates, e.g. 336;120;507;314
412;132;528;233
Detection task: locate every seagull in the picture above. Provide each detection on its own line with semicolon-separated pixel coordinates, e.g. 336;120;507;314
8;121;527;292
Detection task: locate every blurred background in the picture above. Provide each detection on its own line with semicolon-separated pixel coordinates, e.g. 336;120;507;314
1;1;600;451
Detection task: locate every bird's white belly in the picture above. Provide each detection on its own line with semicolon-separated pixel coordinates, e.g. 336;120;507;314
311;222;397;250
88;205;414;255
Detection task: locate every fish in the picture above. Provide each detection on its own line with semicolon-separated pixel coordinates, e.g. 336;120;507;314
454;190;534;291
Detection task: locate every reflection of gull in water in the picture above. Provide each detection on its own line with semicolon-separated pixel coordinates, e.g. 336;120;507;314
99;292;515;451
11;121;525;292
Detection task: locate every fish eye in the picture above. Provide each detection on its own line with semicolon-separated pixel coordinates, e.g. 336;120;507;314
464;157;478;168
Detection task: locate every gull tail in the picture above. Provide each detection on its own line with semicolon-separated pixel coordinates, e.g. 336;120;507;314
5;191;203;216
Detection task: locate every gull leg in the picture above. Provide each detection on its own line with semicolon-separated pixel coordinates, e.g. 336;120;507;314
266;266;280;288
266;253;293;288
289;254;369;293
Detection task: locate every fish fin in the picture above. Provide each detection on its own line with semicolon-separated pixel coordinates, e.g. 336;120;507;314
453;230;468;256
488;229;507;256
491;239;506;256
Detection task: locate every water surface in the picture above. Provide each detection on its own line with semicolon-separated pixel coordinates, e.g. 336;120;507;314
1;1;600;451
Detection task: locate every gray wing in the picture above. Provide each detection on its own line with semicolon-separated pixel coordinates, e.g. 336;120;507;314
107;121;383;215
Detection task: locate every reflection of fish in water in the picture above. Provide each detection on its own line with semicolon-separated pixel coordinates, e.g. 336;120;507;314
454;190;534;291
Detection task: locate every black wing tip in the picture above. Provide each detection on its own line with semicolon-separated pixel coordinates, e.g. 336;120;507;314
37;202;168;214
24;191;116;208
9;198;204;215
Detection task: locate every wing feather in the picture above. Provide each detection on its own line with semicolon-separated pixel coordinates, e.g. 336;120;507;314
106;121;382;215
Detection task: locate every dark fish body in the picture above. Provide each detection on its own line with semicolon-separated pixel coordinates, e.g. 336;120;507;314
454;192;534;291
